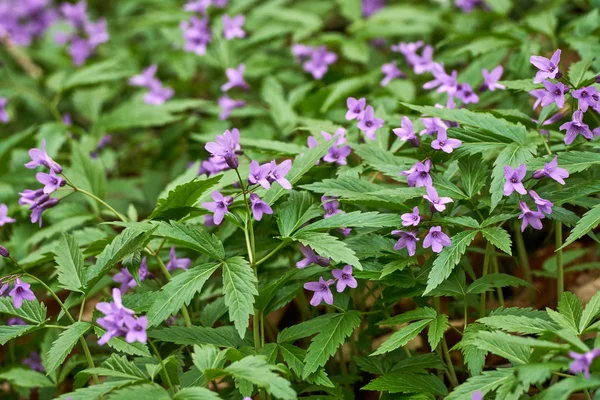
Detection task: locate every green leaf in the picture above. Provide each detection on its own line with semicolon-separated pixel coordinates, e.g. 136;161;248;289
490;142;537;209
434;216;480;229
293;231;362;270
467;274;531;295
321;74;377;112
277;313;338;343
362;372;447;396
568;59;594;87
106;384;170;400
191;344;227;384
226;355;297;400
173;387;222;400
53;233;86;293
499;79;542;92
57;380;137;400
303;311;361;378
473;331;567;364
454;324;488;376
446;368;513;400
0;367;55;388
146;263;220;327
62;59;135;90
478;314;559;334
93;325;151;357
69;141;107;206
560;204;600;249
0;297;47;325
424;230;478;294
260;76;296;131
85;227;157;291
296;211;401;234
45;322;91;375
149;176;222;220
148;325;241;348
378;308;437;326
529;151;600;174
222;257;258;337
538;375;600;400
557;292;583;332
579;290;600;333
428;314;449;350
0;325;40;345
154;221;225;260
371;319;431;356
278;343;306;376
193;133;306;155
459;156;488;199
100;354;147;379
277;191;321;238
97;101;178;131
480;227;512;255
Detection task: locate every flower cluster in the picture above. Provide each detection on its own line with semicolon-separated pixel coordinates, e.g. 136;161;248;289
0;0;56;46
96;288;147;345
219;63;248;119
112;257;151;293
292;44;337;80
345;97;384;140
128;65;174;106
20;141;64;226
307;128;351;166
304;265;357;306
55;1;109;66
0;278;36;309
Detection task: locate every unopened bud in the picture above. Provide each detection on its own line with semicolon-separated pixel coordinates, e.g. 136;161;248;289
555;71;563;80
596;75;600;84
0;245;9;258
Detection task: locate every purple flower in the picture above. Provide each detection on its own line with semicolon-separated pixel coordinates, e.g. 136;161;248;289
9;278;36;309
18;189;44;206
455;0;483;13
250;193;273;221
248;160;271;189
303;46;337;80
22;351;44;372
67;37;93;66
113;257;150;293
431;128;461;153
530;49;561;84
184;0;212;14
322;128;347;146
180;16;212;55
572;86;598;113
423;63;458;95
346;97;366;121
528;190;553;215
291;44;313;60
393;117;420;146
143;80;174;106
322;196;343;218
471;391;483;400
200;156;228;176
541;81;569;108
0;283;9;296
124;316;148;343
357;105;384;140
503;164;527;196
205;128;241;169
560;110;594;145
36;170;65;194
24;140;62;173
362;0;386;17
481;66;505;91
518;201;544;232
0;246;8;258
296;245;330;269
569;349;600;379
60;1;88;28
129;65;158;87
29;197;59;227
0;204;16;226
402;160;432;188
420;117;447;136
202;191;233;225
267;160;292;189
96;288;135;345
529;89;546;110
401;206;420;227
221;63;249;92
532;156;569;185
332;265;357;293
218;95;245;120
455;83;479;105
424;186;453;212
323;144;351;165
423;226;451;253
392;229;419;256
7;317;25;326
304;277;334;306
0;0;56;46
0;97;8;123
380;61;404;87
413;45;435;75
222;14;245;40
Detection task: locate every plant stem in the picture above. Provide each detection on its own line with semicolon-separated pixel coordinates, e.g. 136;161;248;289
491;255;504;307
556;221;564;301
479;243;492;318
514;222;534;302
463;296;468;330
148;339;176;394
441;336;459;388
255;242;287;266
79;297;86;322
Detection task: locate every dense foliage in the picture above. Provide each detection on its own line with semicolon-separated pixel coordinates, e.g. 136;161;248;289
3;0;600;399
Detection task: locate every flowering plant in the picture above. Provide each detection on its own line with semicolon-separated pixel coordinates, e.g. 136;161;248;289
3;0;600;399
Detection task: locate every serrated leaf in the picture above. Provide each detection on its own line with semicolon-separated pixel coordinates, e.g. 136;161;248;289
557;292;583;332
93;325;151;357
226;355;297;400
100;354;147;379
321;74;376;112
478;314;559;334
261;76;297;131
277;313;338;343
362;372;447;396
0;368;55;388
434;216;480;229
62;59;135;90
146;263;220;327
173;387;222;400
538;375;600;400
480;227;512;255
154;221;225;260
296;211;402;234
293;231;362;270
490;142;537;210
106;383;170;400
561;203;600;249
467;274;531;295
277;191;322;238
473;331;567;365
53;233;86;293
148;325;241;347
0;325;40;345
46;322;91;375
303;311;361;378
0;297;47;324
579;290;600;333
428;314;449;350
424;230;478;294
379;308;437;326
149;176;222;220
568;59;594;87
69;141;107;209
446;368;513;400
371;319;431;356
279;343;306;376
459;156;488;199
97;101;179;131
58;380;138;400
222;257;258;337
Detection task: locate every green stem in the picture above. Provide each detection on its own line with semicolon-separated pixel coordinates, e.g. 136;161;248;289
479;243;493;318
44;324;67;329
148;339;176;394
514;222;534;303
434;297;457;387
491;255;504;307
255;242;287;267
79;297;86;322
79;337;100;384
463;296;468;330
556;221;564;302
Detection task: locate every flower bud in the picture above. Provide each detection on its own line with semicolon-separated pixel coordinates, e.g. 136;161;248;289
596;75;600;84
555;71;563;80
0;246;9;258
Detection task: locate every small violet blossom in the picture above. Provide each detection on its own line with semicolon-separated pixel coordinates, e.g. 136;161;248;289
25;140;62;173
302;46;337;80
391;41;423;66
166;246;191;271
541;81;569;109
401;206;420;227
332;265;357;293
532;156;569;184
180;16;212;55
0;97;8;123
392;230;419;256
569;349;600;379
113;257;150;293
8;317;26;326
143;80;174;106
124;316;148;343
471;391;484;400
218;96;245;120
402;160;432;188
304;277;334;306
420;117;448;136
221;63;249;92
393;116;420;147
529;89;546;110
296;245;330;269
357;105;384;140
503;164;527;196
380;61;404;87
249;193;273;221
346;97;366;121
481;66;505;91
36;170;65;194
572;86;598;113
205;128;241;169
267;160;292;189
431;128;461;153
222;14;245;40
9;278;36;309
529;190;553;215
530;49;561;84
413;45;435;75
423;186;453;212
23;352;44;372
423;226;451;253
29;196;59;227
0;204;16;226
323;143;351;165
248;160;272;189
560;110;594;145
96;288;136;345
454;83;479;105
202;191;233;225
518;201;545;232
